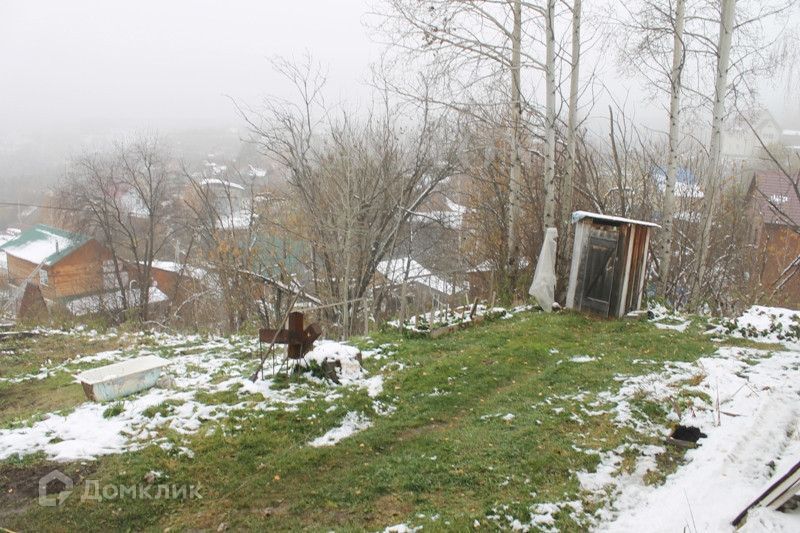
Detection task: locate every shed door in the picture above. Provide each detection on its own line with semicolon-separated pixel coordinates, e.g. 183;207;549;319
580;233;619;316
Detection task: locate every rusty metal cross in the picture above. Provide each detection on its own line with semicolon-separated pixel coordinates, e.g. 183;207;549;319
259;311;322;359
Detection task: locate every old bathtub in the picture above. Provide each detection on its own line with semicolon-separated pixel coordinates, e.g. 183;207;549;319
76;355;170;402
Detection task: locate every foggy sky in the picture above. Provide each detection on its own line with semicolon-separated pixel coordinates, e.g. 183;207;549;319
0;0;376;136
1;1;798;142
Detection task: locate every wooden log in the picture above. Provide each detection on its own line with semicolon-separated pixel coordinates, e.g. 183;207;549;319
430;323;460;339
469;298;480;319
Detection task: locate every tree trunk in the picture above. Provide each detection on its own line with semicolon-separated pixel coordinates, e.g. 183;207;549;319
657;0;687;298
563;0;582;227
507;0;523;270
543;0;557;232
694;0;736;302
558;0;582;299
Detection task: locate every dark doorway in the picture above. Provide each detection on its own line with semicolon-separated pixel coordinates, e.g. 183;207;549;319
580;233;619;316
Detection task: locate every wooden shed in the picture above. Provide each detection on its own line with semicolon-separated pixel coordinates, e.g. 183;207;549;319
565;211;659;318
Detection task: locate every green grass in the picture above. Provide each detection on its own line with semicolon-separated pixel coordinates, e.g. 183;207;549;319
0;373;86;429
0;329;124;377
141;400;184;419
1;310;729;531
102;402;125;419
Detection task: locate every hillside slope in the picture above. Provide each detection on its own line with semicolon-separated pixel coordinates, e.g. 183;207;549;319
1;309;797;531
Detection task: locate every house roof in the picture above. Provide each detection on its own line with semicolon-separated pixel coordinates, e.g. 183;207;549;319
572;211;661;229
200;178;244;190
65;286;168;316
150;260;208;281
0;224;90;266
752;172;800;226
377;257;464;296
652;165;698;185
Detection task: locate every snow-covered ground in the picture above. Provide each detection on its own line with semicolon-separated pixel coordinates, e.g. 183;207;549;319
586;344;800;531
481;305;800;532
583;306;800;532
392;303;532;334
0;331;391;462
714;305;800;344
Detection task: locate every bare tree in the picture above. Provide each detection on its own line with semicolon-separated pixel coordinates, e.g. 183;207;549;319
182;167;265;332
662;0;687;297
561;0;582;230
238;58;460;336
63;137;176;321
542;0;558;232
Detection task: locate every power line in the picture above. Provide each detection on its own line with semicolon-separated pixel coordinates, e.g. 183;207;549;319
0;202;80;212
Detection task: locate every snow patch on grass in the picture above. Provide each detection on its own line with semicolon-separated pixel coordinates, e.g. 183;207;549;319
486;501;586;532
382;524;421;533
308;411;372;447
648;303;691;332
390;304;519;334
0;334;390;462
715;305;800;344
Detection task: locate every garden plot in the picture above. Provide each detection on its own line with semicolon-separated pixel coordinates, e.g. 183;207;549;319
0;333;391;462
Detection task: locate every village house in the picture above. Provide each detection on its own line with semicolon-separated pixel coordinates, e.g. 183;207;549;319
652;166;704;222
721;109;800;164
0;224;113;300
196;177;253;230
393;180;473;296
747;171;800;307
0;224;167;317
148;260;207;305
374;256;468;319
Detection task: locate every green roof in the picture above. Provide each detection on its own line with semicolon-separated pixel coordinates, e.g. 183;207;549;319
0;224;91;266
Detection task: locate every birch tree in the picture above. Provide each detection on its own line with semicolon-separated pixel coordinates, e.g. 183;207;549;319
562;0;582;230
542;0;558;232
374;0;553;276
659;0;687;296
691;0;796;300
616;0;691;297
509;0;524;269
692;0;734;300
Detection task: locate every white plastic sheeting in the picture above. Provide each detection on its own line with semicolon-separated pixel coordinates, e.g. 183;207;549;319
529;227;558;312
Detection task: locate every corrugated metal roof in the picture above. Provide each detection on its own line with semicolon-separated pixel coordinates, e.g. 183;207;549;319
0;224;90;266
